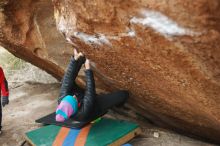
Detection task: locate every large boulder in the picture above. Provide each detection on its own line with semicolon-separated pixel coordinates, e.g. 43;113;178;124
1;0;220;143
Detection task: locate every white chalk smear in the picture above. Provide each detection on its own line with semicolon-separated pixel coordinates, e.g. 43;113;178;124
127;30;136;37
56;8;200;45
130;10;199;37
57;15;137;46
73;32;111;46
114;29;136;38
71;29;136;46
57;16;67;34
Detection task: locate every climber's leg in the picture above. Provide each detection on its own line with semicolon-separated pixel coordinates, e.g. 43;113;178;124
95;90;129;112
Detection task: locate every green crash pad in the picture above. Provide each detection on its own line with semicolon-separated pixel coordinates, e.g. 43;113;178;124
25;118;141;146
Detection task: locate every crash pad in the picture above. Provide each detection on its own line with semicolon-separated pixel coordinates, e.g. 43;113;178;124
25;118;141;146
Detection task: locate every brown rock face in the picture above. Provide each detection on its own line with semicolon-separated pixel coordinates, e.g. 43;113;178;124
1;0;220;143
0;0;70;80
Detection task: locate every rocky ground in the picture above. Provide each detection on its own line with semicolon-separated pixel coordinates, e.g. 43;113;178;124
0;49;216;146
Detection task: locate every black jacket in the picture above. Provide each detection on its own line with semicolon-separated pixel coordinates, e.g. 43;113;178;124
58;57;96;121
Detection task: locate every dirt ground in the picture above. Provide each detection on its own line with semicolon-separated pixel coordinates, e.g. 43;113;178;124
0;82;216;146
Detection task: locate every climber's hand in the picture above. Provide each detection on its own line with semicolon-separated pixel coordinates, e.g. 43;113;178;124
85;59;90;70
73;49;84;60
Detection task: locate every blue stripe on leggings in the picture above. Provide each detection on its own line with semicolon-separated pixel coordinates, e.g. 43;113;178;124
62;95;78;112
62;129;80;146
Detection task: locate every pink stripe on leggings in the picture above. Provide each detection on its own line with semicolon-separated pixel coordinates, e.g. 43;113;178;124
56;101;74;117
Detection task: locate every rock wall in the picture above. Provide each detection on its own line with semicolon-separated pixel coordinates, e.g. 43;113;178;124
1;0;220;143
0;0;68;80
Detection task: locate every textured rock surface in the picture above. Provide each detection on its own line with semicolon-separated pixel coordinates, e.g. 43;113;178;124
0;0;70;80
0;0;220;144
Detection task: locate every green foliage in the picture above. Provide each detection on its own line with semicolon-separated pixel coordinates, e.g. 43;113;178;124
0;48;25;70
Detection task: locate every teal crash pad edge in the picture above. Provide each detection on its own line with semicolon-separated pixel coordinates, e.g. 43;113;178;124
25;118;141;146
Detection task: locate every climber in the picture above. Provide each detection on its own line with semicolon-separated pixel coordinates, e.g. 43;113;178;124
56;49;129;122
0;67;9;134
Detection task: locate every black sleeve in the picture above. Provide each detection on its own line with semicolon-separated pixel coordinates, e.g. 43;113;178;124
58;56;85;103
76;69;96;120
